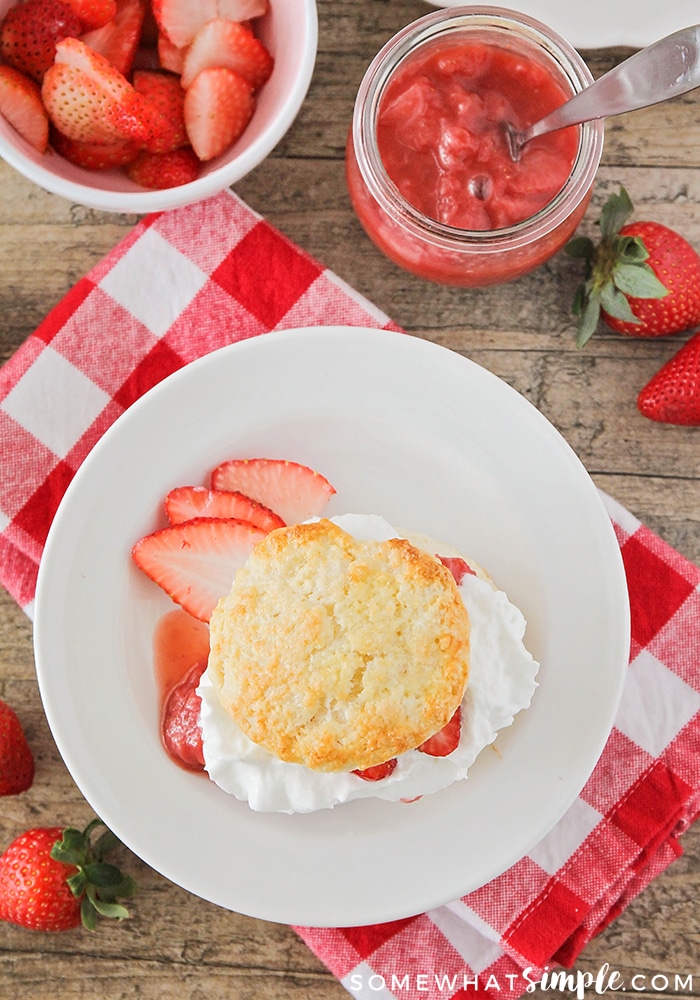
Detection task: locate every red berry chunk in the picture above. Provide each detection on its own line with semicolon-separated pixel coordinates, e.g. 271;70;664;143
161;660;207;770
352;758;398;781
417;707;462;757
438;555;476;585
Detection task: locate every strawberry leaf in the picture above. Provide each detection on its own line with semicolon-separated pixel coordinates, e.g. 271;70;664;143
66;870;87;898
600;282;640;323
50;818;136;930
598;185;634;240
81;895;97;931
615;234;649;263
574;288;601;348
91;897;132;919
93;827;121;858
83;861;131;890
565;236;595;260
613;262;668;299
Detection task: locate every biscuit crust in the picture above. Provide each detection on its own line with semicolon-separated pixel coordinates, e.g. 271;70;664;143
208;519;470;772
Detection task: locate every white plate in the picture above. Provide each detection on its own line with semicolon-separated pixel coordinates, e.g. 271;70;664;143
34;327;629;927
423;1;697;48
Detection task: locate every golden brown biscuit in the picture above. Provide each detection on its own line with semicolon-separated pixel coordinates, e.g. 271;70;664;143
208;519;470;772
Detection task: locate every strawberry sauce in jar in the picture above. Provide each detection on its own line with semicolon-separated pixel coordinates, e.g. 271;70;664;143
346;6;604;287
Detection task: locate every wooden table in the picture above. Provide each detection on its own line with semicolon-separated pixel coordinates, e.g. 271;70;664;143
1;1;699;997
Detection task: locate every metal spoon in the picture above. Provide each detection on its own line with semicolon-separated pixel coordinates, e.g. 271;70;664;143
505;24;700;161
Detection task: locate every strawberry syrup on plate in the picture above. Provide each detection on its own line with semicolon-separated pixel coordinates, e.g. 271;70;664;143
153;609;209;701
154;610;209;771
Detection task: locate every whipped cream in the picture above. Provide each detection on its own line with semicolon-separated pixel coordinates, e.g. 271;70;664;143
198;514;539;813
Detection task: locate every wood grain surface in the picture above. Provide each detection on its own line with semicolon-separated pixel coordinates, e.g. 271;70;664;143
1;1;699;997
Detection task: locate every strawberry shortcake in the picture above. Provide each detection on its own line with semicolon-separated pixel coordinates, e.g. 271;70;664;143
132;459;540;813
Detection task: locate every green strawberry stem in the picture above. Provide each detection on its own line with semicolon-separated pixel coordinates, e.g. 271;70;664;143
566;186;668;348
50;818;136;930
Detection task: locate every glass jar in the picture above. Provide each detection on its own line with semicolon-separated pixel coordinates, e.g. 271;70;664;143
345;6;604;288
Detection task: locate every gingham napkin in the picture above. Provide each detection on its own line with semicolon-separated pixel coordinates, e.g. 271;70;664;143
1;189;699;998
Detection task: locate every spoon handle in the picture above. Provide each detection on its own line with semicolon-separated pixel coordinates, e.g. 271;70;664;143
527;24;700;141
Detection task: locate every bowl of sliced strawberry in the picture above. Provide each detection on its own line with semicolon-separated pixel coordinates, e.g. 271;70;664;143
0;0;317;211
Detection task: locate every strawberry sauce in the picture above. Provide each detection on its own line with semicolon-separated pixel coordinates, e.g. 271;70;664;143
153;609;210;771
376;39;578;231
161;660;207;771
347;11;602;287
153;609;209;703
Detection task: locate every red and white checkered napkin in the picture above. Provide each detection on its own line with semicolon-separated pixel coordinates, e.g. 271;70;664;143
1;189;699;998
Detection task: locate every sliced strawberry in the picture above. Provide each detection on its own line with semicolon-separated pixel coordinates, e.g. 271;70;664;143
43;62;142;142
161;660;207;770
44;37;165;144
180;18;273;90
63;0;116;29
165;485;285;532
0;0;82;82
438;555;476;585
183;65;254;162
156;32;185;74
132;69;187;152
125;146;200;188
131;516;266;622
352;759;397;781
417;707;462;757
152;0;268;48
79;0;146;76
210;458;336;526
52;129;139;167
0;65;49;152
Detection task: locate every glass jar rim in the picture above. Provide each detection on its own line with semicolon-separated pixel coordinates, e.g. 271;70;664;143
351;4;605;253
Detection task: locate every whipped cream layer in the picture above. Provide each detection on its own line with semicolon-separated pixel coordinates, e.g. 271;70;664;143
198;514;539;813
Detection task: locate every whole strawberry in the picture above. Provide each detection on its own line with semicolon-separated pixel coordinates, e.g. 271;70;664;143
637;331;700;425
0;698;34;796
567;187;700;347
0;819;136;931
0;0;83;82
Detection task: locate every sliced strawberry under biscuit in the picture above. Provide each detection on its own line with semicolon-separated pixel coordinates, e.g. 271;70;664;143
352;759;398;782
417;707;462;757
438;555;477;585
210;458;336;525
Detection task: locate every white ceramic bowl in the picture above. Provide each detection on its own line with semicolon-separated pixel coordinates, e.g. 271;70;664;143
0;0;318;212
